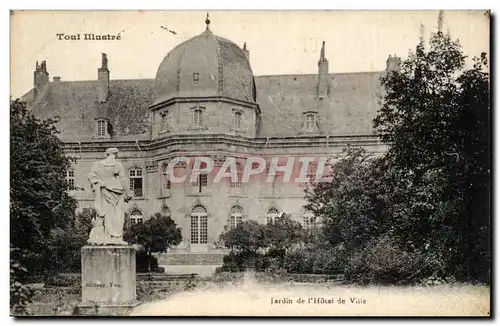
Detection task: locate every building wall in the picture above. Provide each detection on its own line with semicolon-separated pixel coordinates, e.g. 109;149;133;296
152;101;257;139
67;137;387;253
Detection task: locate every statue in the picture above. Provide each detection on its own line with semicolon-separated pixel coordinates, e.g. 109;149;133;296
87;148;131;245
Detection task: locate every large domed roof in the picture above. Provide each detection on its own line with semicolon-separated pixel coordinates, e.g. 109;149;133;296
154;24;256;105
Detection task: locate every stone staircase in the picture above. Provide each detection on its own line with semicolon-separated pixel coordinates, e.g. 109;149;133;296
156;252;227;277
157;252;226;265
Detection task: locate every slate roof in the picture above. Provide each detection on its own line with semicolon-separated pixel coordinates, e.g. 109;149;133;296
22;71;385;141
154;28;255;105
255;72;385;137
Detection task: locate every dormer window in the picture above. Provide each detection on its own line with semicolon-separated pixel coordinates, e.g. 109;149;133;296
300;111;319;134
160;110;169;133
97;120;106;137
94;118;110;138
305;114;315;130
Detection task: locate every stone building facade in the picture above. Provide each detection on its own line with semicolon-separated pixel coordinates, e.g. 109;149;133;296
23;18;398;275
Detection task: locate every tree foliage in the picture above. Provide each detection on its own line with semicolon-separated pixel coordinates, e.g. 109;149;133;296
124;212;182;272
219;214;308;272
219;220;266;254
374;32;490;282
303;31;490;284
10;99;77;273
46;208;95;273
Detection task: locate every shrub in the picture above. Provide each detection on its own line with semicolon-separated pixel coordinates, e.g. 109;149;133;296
345;236;434;285
10;251;34;315
283;245;345;275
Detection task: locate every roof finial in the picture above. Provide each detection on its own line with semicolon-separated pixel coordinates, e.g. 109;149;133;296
437;10;444;33
205;13;211;30
243;42;247;51
319;41;327;62
419;23;425;45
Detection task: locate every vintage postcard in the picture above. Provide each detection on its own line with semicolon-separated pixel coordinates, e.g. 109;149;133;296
10;10;491;317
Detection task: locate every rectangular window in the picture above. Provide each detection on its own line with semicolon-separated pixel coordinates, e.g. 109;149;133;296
234;111;242;129
97;120;107;137
160;111;169;133
194;109;203;127
66;169;75;189
200;173;208;187
306;172;316;185
230;165;243;188
129;169;143;197
190;173;208;187
303;216;317;231
190;216;199;244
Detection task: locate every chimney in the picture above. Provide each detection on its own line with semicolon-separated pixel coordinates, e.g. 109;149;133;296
33;60;49;101
386;54;402;72
53;76;61;82
98;53;110;103
317;41;329;98
243;42;250;60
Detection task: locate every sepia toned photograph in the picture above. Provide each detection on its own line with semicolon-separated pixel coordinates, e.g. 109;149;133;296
9;10;491;317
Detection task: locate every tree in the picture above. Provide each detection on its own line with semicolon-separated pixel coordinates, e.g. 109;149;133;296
46;208;95;273
263;213;305;269
124;212;182;272
218;220;266;271
219;220;266;254
374;31;490;282
219;216;307;272
10;99;77;273
304;146;387;251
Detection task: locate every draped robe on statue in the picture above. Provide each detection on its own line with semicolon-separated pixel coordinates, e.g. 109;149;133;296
88;159;129;245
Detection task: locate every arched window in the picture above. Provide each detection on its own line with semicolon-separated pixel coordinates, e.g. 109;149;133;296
229;205;243;229
267;207;280;225
230;162;243;188
130;207;144;225
190;205;208;244
234;111;242;129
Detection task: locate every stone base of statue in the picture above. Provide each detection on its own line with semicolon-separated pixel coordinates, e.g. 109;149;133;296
74;245;140;316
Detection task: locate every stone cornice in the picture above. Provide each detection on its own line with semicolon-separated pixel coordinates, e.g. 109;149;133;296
62;134;385;154
150;96;261;115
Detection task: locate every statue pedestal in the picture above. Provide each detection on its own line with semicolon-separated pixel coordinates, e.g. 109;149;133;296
75;245;140;316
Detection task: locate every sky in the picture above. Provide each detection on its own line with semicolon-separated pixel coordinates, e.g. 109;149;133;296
10;10;489;98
